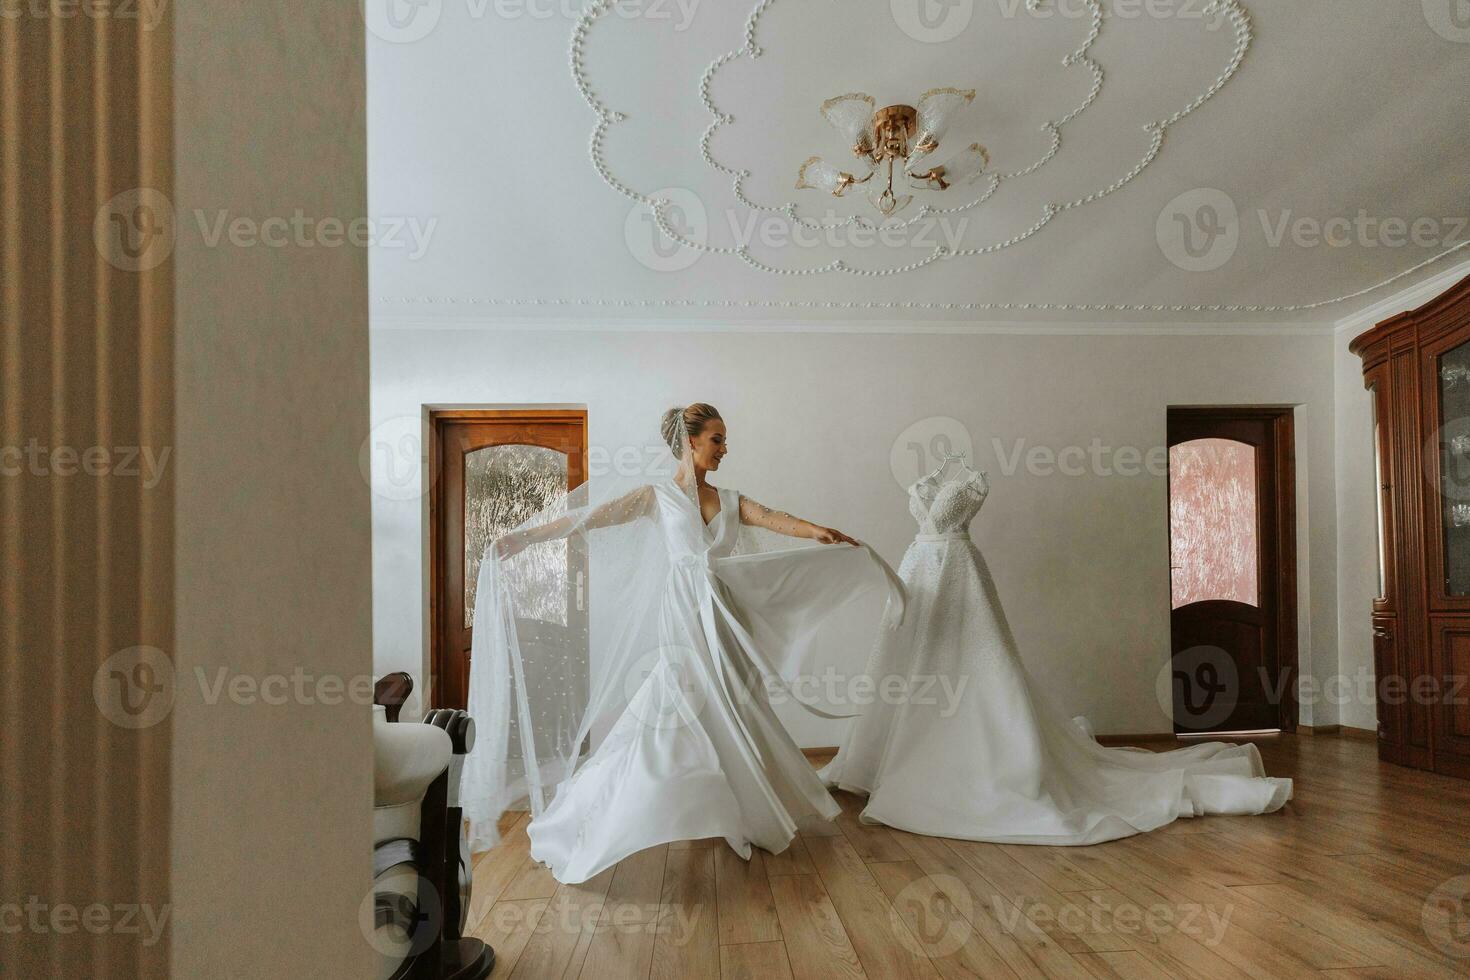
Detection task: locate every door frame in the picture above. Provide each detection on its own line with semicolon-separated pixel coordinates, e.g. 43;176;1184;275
427;406;589;710
1166;405;1300;733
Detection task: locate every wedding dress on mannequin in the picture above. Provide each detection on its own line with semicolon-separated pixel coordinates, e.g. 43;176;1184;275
460;469;906;884
822;454;1291;844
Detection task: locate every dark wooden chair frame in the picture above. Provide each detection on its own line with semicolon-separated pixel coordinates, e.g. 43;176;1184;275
374;673;494;980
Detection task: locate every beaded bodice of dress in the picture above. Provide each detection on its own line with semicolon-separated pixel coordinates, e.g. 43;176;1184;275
908;471;989;537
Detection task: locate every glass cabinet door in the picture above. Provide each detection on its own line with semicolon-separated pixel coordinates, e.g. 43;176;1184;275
1438;340;1470;596
1366;361;1395;613
1371;382;1387;600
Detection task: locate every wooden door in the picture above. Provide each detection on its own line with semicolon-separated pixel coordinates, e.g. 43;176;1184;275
430;409;587;710
1166;408;1297;734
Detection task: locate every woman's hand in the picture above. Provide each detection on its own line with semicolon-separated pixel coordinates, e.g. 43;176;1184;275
493;533;527;559
813;526;861;547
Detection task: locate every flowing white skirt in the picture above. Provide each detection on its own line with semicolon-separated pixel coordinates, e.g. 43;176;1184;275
528;557;862;883
822;537;1292;845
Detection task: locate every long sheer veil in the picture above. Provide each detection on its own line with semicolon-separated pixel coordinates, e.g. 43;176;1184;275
460;470;667;851
459;430;905;853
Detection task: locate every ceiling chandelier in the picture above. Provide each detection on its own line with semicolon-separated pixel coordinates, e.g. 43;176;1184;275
796;88;990;218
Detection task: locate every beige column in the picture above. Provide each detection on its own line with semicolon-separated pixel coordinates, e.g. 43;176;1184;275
2;2;373;975
2;2;175;976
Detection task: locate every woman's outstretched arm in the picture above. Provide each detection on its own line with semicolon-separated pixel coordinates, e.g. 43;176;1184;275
494;484;655;558
738;494;861;546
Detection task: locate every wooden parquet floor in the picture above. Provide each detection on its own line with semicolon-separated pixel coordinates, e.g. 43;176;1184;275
464;735;1470;979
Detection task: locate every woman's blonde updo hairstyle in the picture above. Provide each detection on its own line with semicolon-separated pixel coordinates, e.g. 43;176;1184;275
660;403;722;459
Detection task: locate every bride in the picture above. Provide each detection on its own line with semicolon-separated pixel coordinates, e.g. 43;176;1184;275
823;451;1292;844
459;403;906;883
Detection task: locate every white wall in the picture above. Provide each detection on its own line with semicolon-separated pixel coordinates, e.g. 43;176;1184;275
1332;258;1470;733
371;323;1339;745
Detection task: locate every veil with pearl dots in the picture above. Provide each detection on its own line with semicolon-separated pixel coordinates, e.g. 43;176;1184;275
459;410;906;856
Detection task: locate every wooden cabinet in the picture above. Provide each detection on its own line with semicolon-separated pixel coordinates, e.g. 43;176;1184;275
1351;273;1470;777
1429;618;1470;779
1369;617;1402;754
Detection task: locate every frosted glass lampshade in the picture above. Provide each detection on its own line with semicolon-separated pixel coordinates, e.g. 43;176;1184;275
914;87;975;151
796;156;855;195
937;143;991;186
820;93;876;157
906;143;989;190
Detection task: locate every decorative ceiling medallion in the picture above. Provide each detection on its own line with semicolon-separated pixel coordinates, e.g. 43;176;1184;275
706;0;1104;233
572;0;1255;277
797;89;991;217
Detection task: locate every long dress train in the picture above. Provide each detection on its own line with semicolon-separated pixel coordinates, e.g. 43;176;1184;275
822;470;1291;844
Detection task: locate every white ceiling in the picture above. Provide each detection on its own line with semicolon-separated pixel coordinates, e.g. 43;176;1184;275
367;0;1470;324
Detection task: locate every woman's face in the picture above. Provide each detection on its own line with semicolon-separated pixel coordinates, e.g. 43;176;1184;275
688;419;727;471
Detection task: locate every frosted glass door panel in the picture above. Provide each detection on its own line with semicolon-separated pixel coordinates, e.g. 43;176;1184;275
464;443;569;627
1169;438;1259;610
